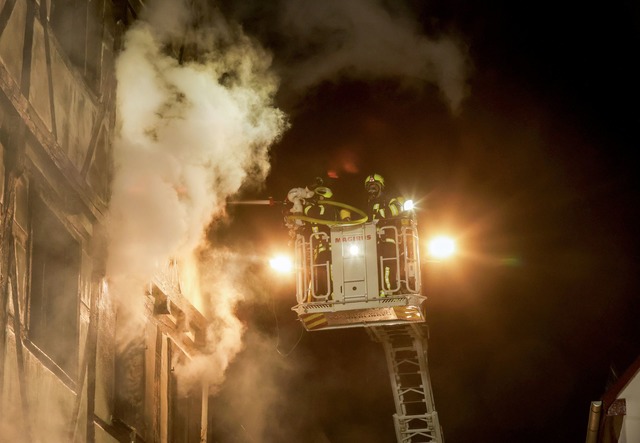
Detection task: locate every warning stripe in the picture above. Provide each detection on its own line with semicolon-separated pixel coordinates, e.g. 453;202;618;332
393;306;422;321
301;313;328;330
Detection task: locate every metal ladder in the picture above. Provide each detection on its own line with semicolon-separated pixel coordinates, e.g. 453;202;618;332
368;324;444;443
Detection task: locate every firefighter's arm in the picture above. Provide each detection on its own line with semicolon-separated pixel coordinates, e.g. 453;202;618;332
388;197;403;217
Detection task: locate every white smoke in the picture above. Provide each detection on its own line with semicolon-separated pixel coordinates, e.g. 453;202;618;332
171;248;252;394
105;0;469;431
106;0;287;381
272;0;470;112
206;328;318;442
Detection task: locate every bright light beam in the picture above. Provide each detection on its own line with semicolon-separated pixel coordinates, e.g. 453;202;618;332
403;199;415;211
427;236;456;260
269;254;293;273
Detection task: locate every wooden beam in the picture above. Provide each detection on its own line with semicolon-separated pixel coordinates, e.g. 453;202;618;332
19;0;36;97
10;239;32;440
0;0;18;42
0;114;25;400
39;0;57;140
0;63;107;220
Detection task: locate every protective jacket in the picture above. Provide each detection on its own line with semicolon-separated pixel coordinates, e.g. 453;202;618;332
368;194;403;221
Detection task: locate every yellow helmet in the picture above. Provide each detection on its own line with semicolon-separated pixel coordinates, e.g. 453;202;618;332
314;186;333;199
365;174;384;199
364;173;385;189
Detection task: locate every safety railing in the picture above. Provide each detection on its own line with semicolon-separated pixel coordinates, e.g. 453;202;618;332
378;225;402;294
294;231;332;303
309;231;332;301
401;224;421;294
295;218;421;304
294;234;309;304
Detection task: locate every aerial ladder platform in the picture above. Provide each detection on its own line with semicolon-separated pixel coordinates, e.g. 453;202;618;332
285;191;444;443
368;324;443;443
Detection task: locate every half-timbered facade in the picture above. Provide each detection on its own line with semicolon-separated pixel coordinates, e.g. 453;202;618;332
0;1;210;441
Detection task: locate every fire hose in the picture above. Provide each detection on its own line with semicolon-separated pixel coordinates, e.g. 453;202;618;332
284;200;368;227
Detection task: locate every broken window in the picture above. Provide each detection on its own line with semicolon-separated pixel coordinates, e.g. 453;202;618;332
29;194;80;378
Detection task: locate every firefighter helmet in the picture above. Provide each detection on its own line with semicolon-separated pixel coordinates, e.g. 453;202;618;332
365;173;385;189
365;173;385;198
314;186;333;199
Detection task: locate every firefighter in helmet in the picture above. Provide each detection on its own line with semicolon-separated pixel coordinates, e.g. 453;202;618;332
302;180;348;300
365;174;403;219
286;177;352;301
365;173;404;295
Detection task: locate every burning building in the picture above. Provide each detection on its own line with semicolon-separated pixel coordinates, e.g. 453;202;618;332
0;0;248;441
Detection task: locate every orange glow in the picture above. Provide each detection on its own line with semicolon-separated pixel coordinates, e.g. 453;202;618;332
427;236;457;260
269;254;293;273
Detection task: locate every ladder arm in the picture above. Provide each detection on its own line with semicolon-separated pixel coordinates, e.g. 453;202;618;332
368;324;444;443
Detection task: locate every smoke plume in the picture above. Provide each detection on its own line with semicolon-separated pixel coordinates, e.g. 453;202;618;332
106;0;287;385
171;248;256;394
280;0;469;111
221;0;470;112
206;328;306;442
106;0;470;430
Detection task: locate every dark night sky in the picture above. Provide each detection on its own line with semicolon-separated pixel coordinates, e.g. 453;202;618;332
210;1;640;442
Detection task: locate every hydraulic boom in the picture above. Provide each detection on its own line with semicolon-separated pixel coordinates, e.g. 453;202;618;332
285;189;444;442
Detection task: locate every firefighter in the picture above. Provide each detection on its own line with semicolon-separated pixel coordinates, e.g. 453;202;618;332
365;173;403;220
286;178;352;301
365;173;404;295
302;182;342;300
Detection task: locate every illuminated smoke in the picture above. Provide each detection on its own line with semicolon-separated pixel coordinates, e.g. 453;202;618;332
171;248;251;394
106;0;467;430
206;329;306;441
225;0;470;112
106;0;287;384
